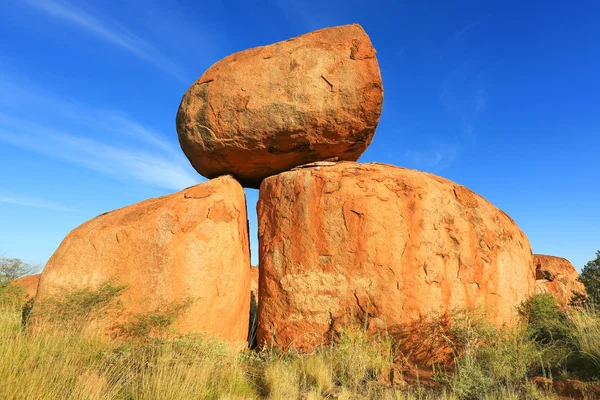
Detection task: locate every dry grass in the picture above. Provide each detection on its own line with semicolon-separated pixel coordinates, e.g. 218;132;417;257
567;306;600;378
2;286;598;399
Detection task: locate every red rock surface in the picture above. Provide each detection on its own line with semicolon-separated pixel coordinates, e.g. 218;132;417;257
176;24;383;188
9;274;40;301
257;162;535;360
534;254;585;306
35;176;251;344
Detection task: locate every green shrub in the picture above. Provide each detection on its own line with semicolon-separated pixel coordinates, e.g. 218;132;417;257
519;293;572;346
579;250;600;308
32;282;126;332
436;313;542;400
113;299;193;341
0;257;34;289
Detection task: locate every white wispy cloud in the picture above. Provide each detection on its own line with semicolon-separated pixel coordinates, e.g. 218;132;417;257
0;194;73;212
447;18;485;42
0;116;200;191
404;141;461;170
0;74;200;191
22;0;188;82
272;0;321;31
439;60;487;141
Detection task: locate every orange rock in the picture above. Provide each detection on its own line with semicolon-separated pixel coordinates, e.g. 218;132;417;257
36;176;251;344
534;254;585;306
176;24;383;188
257;162;535;361
553;379;587;400
9;274;40;301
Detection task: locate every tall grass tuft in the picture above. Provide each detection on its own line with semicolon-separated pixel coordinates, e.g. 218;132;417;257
567;306;600;378
1;284;598;399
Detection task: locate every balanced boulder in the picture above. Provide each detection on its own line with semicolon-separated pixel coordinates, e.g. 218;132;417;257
176;24;383;188
257;162;535;359
534;254;585;306
35;176;251;344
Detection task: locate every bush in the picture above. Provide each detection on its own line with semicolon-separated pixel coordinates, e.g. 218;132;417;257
0;257;34;289
579;250;600;308
31;282;126;332
519;294;575;374
113;299;193;341
435;312;543;400
519;293;572;346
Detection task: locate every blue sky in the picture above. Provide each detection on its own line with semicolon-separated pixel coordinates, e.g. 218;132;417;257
0;0;598;272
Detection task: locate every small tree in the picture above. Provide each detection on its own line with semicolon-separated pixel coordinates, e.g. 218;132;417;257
0;257;33;289
578;250;600;308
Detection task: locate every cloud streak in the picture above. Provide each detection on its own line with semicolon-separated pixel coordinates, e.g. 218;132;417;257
404;140;461;170
0;116;200;192
439;60;488;141
23;0;187;82
0;194;73;212
0;74;200;191
448;18;485;42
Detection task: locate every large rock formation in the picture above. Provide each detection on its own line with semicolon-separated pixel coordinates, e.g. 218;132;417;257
534;254;585;306
35;176;251;344
9;274;40;302
176;24;383;188
257;162;535;360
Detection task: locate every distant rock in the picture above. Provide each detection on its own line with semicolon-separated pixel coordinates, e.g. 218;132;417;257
257;162;535;363
9;274;40;302
35;176;251;344
176;24;383;188
534;254;586;306
250;266;259;302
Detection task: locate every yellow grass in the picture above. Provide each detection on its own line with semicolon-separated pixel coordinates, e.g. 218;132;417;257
4;289;596;399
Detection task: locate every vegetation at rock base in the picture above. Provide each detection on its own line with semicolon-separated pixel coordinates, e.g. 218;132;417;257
2;251;600;399
31;282;127;332
0;281;599;399
0;257;35;309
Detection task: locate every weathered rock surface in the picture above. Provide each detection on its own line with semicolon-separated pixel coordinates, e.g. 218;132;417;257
257;162;535;361
36;176;251;344
9;274;40;301
534;254;585;306
176;24;383;188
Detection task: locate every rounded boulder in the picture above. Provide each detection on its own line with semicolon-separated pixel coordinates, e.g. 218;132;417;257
35;176;251;344
534;254;586;306
257;162;536;362
176;24;383;188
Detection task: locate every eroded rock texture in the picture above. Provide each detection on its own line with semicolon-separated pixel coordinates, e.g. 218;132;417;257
257;162;535;361
534;254;585;306
176;24;383;188
36;176;251;344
